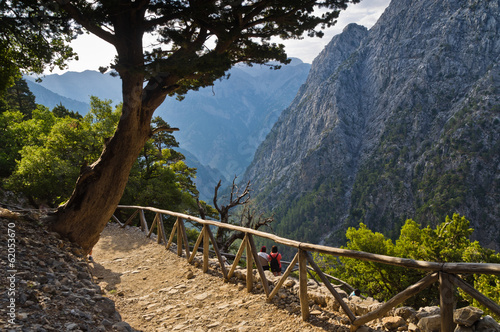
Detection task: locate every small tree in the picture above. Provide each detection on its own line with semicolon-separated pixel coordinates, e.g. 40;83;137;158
210;178;274;253
0;78;36;117
121;116;201;221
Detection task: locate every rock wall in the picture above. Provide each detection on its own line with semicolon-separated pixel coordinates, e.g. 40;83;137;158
245;0;500;250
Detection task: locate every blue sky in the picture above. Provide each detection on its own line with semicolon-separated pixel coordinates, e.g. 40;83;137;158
51;0;390;73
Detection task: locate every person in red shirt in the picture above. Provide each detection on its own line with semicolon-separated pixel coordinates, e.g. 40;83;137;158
269;245;282;276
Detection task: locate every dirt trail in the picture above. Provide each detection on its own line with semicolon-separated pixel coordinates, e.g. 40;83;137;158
90;223;345;332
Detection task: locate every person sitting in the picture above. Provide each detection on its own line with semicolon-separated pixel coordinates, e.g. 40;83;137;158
257;246;270;270
269;245;282;276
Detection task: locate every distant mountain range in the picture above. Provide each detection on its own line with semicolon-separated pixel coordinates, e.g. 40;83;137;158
244;0;500;251
26;59;310;202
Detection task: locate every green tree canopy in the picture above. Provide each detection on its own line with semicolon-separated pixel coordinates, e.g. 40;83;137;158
4;96;204;225
4;98;120;205
52;103;82;120
0;0;77;91
320;214;500;312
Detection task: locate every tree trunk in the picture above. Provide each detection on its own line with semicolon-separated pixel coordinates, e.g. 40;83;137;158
48;71;151;253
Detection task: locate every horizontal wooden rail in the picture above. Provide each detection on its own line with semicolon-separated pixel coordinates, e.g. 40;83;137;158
117;205;500;275
114;205;500;331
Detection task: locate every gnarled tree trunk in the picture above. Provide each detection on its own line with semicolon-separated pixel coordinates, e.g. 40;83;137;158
48;73;153;252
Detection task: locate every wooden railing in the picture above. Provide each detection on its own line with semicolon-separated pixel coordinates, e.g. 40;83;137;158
113;205;500;331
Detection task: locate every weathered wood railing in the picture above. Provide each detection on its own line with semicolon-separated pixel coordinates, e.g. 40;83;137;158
113;205;500;331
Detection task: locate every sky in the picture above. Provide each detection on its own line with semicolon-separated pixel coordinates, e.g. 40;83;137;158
50;0;390;74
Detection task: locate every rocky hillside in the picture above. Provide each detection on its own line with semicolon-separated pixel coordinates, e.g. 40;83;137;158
244;0;500;250
0;215;135;331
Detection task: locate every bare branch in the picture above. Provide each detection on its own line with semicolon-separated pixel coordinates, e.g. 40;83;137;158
196;198;206;220
213;180;222;214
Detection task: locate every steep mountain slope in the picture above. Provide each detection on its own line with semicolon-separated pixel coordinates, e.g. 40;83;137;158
156;59;311;181
245;0;500;250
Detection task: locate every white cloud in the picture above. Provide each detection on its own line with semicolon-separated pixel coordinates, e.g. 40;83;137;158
49;0;390;73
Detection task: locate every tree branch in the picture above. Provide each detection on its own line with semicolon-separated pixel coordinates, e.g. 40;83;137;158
150;126;179;136
52;0;118;46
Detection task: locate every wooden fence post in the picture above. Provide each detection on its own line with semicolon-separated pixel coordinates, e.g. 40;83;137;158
177;218;183;256
298;249;310;321
166;218;178;249
156;213;168;247
305;252;356;323
123;209;139;227
188;228;205;263
203;225;209;273
351;273;439;330
247;234;270;296
449;274;500;317
246;236;254;293
440;272;455;331
204;225;228;279
179;218;190;258
228;234;247;280
147;215;158;238
156;214;162;244
112;214;124;227
267;252;299;302
139;209;148;233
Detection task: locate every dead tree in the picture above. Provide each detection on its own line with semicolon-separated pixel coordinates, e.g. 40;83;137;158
222;204;274;253
212;177;274;253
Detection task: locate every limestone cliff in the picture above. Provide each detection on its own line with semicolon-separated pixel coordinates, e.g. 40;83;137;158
245;0;500;250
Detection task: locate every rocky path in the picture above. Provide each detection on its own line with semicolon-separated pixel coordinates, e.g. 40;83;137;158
90;223;349;332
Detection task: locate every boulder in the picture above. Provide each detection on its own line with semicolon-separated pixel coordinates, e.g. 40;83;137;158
233;269;246;281
283;278;296;288
308;290;327;307
326;295;341;311
382;316;406;331
354;298;381;316
417;306;441;319
454;306;484;327
417;314;442;332
475;315;500;332
408;322;420;332
395;306;418;321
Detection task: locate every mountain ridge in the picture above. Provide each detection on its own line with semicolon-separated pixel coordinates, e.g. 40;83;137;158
244;0;500;250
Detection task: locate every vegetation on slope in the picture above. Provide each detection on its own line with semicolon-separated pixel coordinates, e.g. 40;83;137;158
318;214;500;318
0;79;204;225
